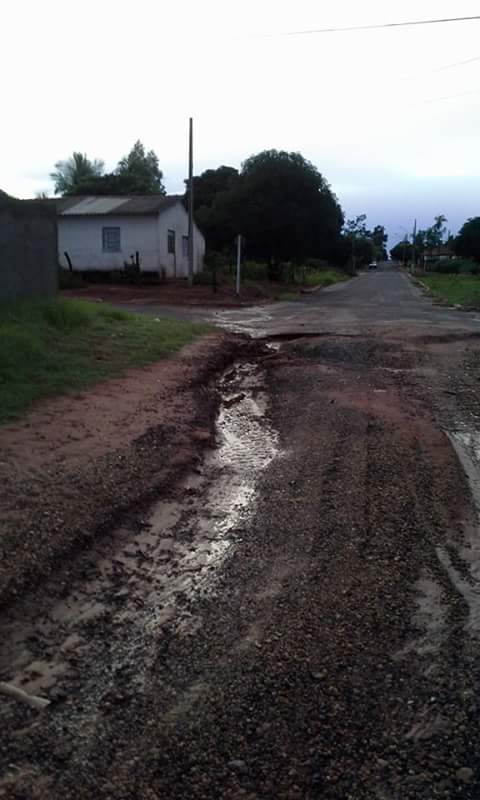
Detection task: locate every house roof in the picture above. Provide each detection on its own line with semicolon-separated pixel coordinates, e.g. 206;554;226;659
57;195;183;217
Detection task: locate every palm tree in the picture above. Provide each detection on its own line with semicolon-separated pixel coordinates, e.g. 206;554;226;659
50;152;104;196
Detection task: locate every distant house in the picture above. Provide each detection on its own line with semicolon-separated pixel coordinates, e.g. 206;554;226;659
423;246;454;266
57;195;205;277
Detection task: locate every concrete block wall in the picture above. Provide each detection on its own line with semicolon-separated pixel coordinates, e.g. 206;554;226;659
0;198;58;302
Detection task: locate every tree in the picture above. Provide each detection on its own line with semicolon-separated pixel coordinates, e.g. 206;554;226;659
76;172;150;196
456;217;480;262
425;214;447;249
372;225;388;260
185;166;240;253
235;150;344;267
390;239;412;263
189;166;239;211
343;215;375;267
50;152;104;195
116;140;165;194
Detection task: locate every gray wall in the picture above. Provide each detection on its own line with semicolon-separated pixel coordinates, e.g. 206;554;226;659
0;198;58;302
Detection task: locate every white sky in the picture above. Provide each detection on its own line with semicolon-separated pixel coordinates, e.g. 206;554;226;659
3;0;480;244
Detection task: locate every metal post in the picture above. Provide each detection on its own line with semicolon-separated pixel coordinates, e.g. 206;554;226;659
412;218;417;272
236;234;242;296
188;117;194;287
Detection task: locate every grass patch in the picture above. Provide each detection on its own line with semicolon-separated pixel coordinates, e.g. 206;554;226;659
302;269;350;288
0;299;211;423
274;292;300;302
420;274;480;307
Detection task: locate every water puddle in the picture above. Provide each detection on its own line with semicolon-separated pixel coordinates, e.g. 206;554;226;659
435;430;480;636
0;361;280;708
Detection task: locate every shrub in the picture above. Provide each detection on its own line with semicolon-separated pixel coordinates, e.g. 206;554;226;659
430;258;480;275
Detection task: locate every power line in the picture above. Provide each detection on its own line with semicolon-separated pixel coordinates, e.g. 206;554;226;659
434;54;480;72
260;15;480;38
400;53;480;81
425;88;480;104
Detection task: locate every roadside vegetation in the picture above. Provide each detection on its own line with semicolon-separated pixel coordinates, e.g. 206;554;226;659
391;215;480;308
195;258;351;300
0;299;210;423
420;273;480;308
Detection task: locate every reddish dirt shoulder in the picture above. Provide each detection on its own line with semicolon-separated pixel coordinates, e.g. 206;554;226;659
0;333;246;608
61;280;270;307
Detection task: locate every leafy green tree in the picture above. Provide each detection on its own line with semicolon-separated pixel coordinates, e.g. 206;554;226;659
235;150;344;268
76;172;149;195
372;225;388;260
185;166;240;253
390;239;412;263
50;152;104;195
116;140;165;194
456;217;480;262
189;166;239;211
344;215;375;267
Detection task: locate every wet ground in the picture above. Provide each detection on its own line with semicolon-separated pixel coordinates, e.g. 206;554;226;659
0;360;278;707
3;268;480;798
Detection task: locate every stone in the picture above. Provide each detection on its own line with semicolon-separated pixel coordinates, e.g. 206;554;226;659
456;767;474;784
228;760;248;774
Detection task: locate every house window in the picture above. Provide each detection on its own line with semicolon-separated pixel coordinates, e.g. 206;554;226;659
182;235;189;257
167;229;176;254
102;227;121;253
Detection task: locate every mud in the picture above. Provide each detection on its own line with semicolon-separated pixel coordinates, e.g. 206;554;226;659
0;333;253;609
3;324;480;799
0;360;279;720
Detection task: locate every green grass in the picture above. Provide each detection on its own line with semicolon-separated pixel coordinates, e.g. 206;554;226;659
273;292;300;302
421;274;480;307
0;299;211;423
302;269;350;288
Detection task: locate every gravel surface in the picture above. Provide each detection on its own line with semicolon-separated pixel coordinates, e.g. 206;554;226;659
2;323;480;798
0;333;250;608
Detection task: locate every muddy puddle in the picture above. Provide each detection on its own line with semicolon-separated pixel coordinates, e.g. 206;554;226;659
0;361;279;711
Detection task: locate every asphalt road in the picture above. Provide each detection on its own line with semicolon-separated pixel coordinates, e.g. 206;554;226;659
130;265;480;338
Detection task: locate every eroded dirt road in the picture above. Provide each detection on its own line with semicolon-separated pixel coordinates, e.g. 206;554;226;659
2;268;480;799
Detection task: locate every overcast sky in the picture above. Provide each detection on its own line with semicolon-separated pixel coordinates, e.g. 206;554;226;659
3;0;480;245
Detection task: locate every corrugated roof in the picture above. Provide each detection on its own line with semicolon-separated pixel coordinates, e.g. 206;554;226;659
57;195;182;217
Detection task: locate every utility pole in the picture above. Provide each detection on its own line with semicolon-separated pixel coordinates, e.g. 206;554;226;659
412;218;417;272
236;234;242;296
188;117;194;287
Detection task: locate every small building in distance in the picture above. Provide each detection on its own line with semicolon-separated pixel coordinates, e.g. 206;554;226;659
57;195;205;277
423;246;454;267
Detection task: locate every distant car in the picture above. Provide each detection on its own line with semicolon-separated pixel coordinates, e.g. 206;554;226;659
368;261;377;270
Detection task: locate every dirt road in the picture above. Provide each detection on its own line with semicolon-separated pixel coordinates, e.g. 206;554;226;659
2;267;480;798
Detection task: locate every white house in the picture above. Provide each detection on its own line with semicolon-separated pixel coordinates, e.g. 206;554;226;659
57;195;205;277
